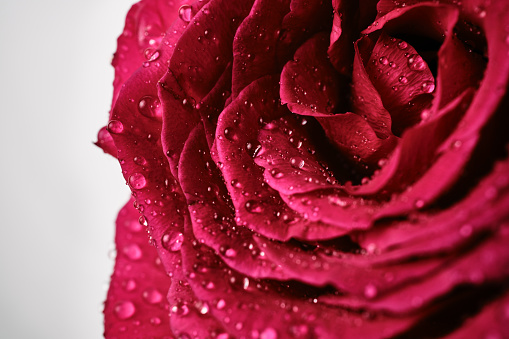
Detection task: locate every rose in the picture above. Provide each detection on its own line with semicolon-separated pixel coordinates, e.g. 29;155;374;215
96;0;509;337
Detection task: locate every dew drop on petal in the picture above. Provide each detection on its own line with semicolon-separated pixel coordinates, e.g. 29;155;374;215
270;168;284;179
107;120;124;134
245;200;264;213
245;140;262;158
398;41;408;49
143;288;163;304
224;248;237;258
138;96;162;120
216;299;226;310
162;231;184;252
178;4;193;22
114;301;136;320
150;317;161;326
260;328;278;339
123;244;142;260
421;81;435;93
129;173;147;189
133;156;147;166
290;157;305;169
123;279;137;292
398;75;408;84
364;284;378;298
144;48;160;61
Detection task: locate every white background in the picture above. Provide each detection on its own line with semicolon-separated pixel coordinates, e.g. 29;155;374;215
0;0;135;338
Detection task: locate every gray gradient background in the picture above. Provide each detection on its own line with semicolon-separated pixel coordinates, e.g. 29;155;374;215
0;0;136;338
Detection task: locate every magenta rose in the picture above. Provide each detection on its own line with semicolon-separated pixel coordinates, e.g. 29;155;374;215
96;0;509;337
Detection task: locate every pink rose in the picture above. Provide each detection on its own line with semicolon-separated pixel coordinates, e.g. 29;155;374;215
97;0;509;337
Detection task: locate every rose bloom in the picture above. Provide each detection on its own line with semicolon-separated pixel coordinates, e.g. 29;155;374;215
96;0;509;338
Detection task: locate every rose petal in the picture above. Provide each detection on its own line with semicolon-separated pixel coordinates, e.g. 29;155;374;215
280;32;345;115
95;126;117;157
231;0;291;98
362;32;435;134
179;217;420;338
168;0;255;101
322;223;509;313
443;290;509;339
168;268;228;338
215;76;348;241
104;199;172;338
111;0;188;109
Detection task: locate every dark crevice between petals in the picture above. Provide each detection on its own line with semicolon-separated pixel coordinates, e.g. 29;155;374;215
393;283;508;339
431;89;509;210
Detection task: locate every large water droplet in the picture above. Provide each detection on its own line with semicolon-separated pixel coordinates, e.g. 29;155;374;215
178;4;193;22
216;299;226;310
144;48;160;62
245;200;264;213
270;168;284;179
129;173;147;189
224;127;237;141
398;41;408;49
260;328;278;339
123;279;137;292
138;95;162;120
398;75;408;84
162;231;184;252
143;288;163;304
290;157;305;169
150;317;161;326
107;120;124;134
421;81;435;93
364;284;378;298
224;248;237;258
123;244;142;260
114;301;136;319
245;140;262;158
133;156;147;166
408;55;426;71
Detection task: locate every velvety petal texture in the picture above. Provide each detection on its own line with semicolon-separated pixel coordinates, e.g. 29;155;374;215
98;0;509;338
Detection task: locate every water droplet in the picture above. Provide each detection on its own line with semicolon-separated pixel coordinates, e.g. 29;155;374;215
414;199;425;208
398;75;408;84
243;277;250;290
144;48;160;61
421;81;435;93
107;120;124;134
143;288;163;304
364;284;378;298
114;301;136;319
245;200;264;213
398;41;408;49
129;173;147;189
123;279;137;292
224;127;237;141
224;248;237;258
150;317;161;325
178;4;193;22
133;156;147;166
171;302;190;316
216;299;226;310
289;324;309;337
123;244;142;260
138;96;162;120
162;231;184;252
408;55;426;71
270;168;284;179
378;56;388;65
260;328;278;339
245;140;262;158
290;157;305;169
460;224;473;237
